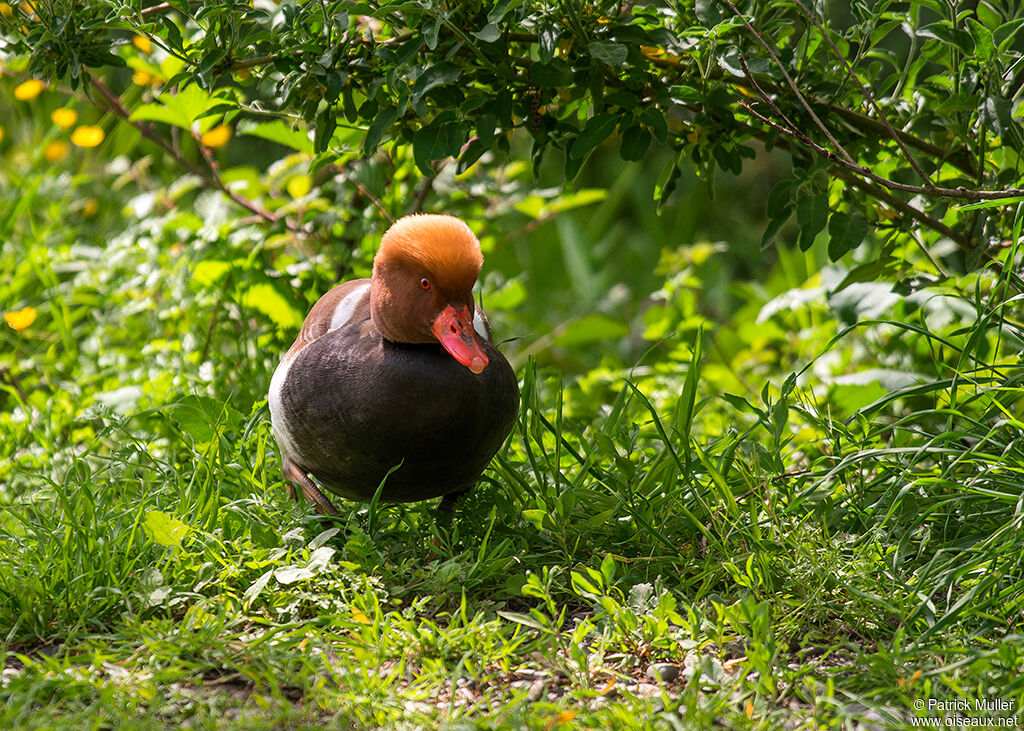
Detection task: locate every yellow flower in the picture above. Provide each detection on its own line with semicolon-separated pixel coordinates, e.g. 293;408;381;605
51;107;77;128
0;3;13;18
71;125;104;147
132;69;153;86
4;306;37;331
14;79;44;101
44;140;70;161
132;34;152;53
200;124;232;148
0;126;4;144
83;199;99;217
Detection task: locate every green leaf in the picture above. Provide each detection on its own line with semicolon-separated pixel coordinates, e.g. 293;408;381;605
957;195;1024;211
827;210;869;261
619;124;651;161
192;259;232;287
695;0;722;26
760;214;790;249
530;59;573;88
144;510;191;549
240;283;303;329
966;17;995;61
238;120;313;153
243;569;274;609
555;314;628;346
487;0;525;23
570;113;618;160
473;23;501;42
130;84;225;132
363;105;400;155
412;62;462;101
168;394;222;444
589;41;628;66
640;107;668;144
413;121;466;176
600;554;617;584
795;192;828;251
765;181;792;219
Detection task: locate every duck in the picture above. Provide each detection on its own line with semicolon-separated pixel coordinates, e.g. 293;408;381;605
268;214;520;514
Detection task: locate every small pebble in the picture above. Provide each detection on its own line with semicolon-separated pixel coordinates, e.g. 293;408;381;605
646;663;680;682
635;682;660;697
513;668;548;681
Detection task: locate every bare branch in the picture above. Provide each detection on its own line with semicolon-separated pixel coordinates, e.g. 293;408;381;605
89;77;305;233
790;0;935;189
717;0;859;167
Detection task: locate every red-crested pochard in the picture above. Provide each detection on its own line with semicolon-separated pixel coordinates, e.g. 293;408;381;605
268;214;519;514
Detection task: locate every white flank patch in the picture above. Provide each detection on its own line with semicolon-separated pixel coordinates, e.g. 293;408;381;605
329;282;370;332
267;355;301;462
473;308;488;341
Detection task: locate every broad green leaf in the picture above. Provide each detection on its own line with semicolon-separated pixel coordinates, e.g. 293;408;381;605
555;314;628;346
192;260;232;287
169;394;222;444
240;283;303;329
589;41;628;66
130;84;225;132
486;278;527;311
472;23;501;42
795;192;828;251
286;174;313;199
413;121;466;176
238;119;313;153
487;0;526;22
620;124;651;161
827;210;869;261
243;569;274;609
765;180;792;219
530;59;573;87
571;113;618;160
144;510;191;548
363;105;400;154
966;17;995;61
412;62;462;101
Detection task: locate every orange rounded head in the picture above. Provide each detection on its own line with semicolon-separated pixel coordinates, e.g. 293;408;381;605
369;214;489;374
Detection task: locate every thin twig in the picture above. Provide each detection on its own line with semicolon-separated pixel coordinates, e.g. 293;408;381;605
410;175;435;215
739;116;975;252
355;183;394;224
717;0;858;167
736;63;1024;203
89;77;304;233
791;0;935;189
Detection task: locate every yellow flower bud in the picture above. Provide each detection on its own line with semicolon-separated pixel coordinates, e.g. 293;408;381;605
71;125;105;148
51;107;78;128
200;124;232;148
4;306;37;331
44;140;70;161
133;35;152;53
14;79;44;101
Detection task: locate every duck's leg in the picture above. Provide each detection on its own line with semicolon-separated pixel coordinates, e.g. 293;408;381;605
282;458;340;516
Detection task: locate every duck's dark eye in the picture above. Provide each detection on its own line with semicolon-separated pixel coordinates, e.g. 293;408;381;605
420;278;431;290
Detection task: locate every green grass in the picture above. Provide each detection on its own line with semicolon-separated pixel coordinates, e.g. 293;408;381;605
3;85;1024;730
